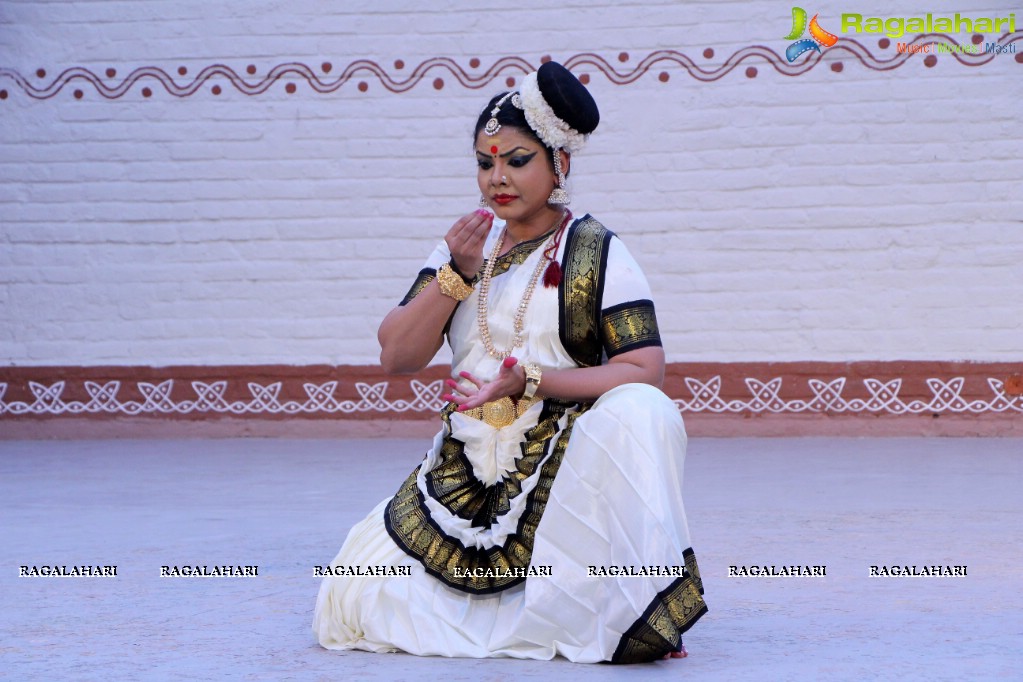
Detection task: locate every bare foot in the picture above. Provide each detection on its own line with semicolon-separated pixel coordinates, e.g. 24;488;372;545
661;642;688;659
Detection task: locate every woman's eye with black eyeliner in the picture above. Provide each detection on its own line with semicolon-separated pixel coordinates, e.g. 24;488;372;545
477;160;493;170
509;154;536;168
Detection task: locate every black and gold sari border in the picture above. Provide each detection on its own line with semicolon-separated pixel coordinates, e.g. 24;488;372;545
601;299;662;358
423;401;569;528
422;431;511;527
559;215;614;369
383;404;585;594
399;267;437;306
610;548;708;664
487;225;560;277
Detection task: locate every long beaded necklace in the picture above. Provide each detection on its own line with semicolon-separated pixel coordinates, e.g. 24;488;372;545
477;210;569;359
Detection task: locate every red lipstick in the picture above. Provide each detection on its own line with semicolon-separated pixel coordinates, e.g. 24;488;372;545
493;194;517;205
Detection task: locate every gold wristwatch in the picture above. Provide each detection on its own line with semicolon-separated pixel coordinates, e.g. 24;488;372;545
521;363;542;400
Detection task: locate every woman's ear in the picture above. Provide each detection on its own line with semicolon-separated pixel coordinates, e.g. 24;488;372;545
559;150;571;178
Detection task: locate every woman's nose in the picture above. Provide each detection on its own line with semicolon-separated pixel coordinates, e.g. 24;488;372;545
489;162;504;185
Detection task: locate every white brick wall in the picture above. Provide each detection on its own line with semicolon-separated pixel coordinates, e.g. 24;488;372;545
1;0;1021;366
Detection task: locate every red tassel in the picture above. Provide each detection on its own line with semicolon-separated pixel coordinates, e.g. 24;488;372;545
543;261;562;288
541;210;571;289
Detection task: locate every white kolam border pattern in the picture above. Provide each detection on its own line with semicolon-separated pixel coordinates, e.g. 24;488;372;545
2;376;1021;417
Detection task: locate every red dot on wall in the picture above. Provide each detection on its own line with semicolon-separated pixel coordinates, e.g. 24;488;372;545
658;71;669;82
247;64;257;75
358;81;368;92
212;85;222;95
579;73;590;84
142;87;152;97
831;62;843;73
433;77;444;90
924;55;937;67
395;59;405;69
106;68;117;78
618;52;629;62
878;38;890;49
745;66;758;78
703;48;715;59
178;66;187;76
0;90;8;100
469;58;480;68
37;68;46;78
286;82;297;94
505;77;515;87
971;33;983;45
1016;53;1023;63
73;89;83;99
540;55;552;64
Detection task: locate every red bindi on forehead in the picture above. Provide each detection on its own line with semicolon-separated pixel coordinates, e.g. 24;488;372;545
490;145;498;154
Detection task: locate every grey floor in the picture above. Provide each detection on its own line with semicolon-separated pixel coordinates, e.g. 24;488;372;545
1;436;1020;681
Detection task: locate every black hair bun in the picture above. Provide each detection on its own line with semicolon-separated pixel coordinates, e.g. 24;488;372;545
536;61;600;135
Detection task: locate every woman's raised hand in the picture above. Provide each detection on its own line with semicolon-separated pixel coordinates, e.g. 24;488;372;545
445;209;494;278
441;357;527;411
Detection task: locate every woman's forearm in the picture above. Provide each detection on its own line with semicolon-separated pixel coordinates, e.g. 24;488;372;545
447;346;666;411
377;280;458;374
534;346;665;402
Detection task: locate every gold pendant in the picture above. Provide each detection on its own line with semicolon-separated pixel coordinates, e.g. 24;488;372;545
482;398;516;429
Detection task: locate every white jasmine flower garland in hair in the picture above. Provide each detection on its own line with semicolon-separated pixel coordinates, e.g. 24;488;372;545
519;71;588;154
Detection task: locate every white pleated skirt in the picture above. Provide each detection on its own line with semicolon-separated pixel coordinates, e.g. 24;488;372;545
312;383;704;663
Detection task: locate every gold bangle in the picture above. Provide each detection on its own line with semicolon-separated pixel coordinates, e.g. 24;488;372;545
521;362;542;400
448;259;476;285
437;263;474;301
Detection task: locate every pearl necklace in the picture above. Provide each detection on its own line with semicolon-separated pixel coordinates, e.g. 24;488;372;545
477;211;566;360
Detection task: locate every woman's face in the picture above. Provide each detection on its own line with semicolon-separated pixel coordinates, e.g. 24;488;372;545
475;127;557;226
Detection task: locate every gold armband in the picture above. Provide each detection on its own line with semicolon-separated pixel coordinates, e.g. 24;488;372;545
437;263;474;301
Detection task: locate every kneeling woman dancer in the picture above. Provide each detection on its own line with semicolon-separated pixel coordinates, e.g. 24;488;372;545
313;61;707;663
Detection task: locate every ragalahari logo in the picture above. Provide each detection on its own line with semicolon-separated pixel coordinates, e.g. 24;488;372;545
784;7;839;62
